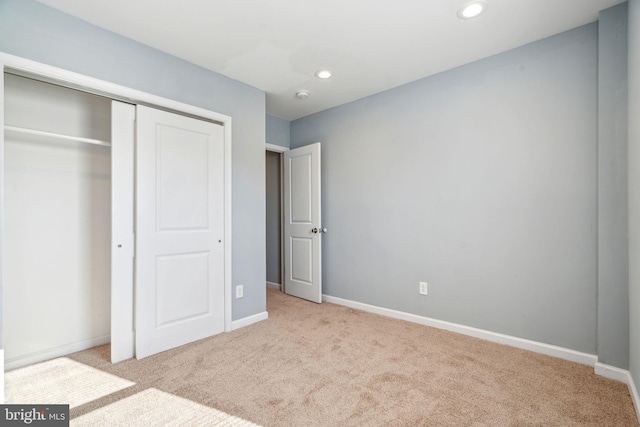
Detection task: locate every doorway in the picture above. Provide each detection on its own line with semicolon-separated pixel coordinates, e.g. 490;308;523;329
265;143;323;303
265;147;285;291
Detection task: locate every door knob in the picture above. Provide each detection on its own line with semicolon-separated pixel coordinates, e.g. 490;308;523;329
311;228;319;233
321;228;327;233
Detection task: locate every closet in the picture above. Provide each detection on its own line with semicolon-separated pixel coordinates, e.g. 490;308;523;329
2;66;229;370
4;74;113;369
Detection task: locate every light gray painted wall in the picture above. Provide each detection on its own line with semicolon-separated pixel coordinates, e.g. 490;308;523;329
597;4;629;369
0;0;267;322
628;0;640;397
292;24;598;354
266;151;281;284
266;114;290;148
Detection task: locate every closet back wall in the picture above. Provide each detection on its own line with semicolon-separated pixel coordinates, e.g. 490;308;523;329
4;74;111;368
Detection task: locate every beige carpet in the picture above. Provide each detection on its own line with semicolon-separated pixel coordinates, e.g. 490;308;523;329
6;288;639;426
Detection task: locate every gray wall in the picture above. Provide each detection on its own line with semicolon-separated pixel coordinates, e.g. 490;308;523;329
597;4;629;369
266;151;281;284
0;0;267;321
292;25;598;354
628;0;640;401
266;114;290;148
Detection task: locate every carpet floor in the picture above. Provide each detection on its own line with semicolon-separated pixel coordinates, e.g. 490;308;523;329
6;288;639;426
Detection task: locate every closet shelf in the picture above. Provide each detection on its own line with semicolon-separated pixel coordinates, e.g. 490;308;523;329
4;125;111;147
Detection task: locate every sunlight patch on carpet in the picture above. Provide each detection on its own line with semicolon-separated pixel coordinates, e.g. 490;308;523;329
72;388;262;426
5;358;135;408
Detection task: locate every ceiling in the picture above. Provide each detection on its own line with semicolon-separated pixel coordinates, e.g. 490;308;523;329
36;0;625;121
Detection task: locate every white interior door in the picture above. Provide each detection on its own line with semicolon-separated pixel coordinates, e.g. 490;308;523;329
111;101;135;363
136;105;225;359
284;143;322;303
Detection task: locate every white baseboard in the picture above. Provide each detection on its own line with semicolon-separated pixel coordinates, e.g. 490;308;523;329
266;281;281;290
5;335;111;371
322;295;598;366
594;363;640;423
629;371;640;423
231;311;269;331
595;362;630;383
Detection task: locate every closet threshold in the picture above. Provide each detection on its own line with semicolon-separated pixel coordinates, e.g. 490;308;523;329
4;125;111;147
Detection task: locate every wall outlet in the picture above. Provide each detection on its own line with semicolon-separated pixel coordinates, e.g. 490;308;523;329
236;285;244;299
419;282;428;296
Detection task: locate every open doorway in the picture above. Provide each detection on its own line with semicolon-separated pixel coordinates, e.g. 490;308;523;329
265;143;323;303
265;148;284;291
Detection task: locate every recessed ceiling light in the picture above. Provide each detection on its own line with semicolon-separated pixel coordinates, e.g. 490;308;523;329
457;1;487;19
315;70;333;79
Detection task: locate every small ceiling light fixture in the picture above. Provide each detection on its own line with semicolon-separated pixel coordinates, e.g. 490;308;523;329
315;69;333;79
457;1;487;19
295;90;310;100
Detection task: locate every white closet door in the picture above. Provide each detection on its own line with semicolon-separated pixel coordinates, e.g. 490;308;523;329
135;105;225;359
111;101;135;363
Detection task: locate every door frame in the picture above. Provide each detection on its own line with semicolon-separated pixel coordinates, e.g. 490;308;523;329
265;143;288;292
0;53;234;375
265;142;323;302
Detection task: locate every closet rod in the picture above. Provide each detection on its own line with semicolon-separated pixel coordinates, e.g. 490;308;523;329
4;125;111;147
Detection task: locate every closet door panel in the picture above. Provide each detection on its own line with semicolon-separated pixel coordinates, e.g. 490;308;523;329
135;105;225;359
111;101;135;363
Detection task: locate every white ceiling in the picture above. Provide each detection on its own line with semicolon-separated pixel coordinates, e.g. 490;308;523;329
36;0;624;120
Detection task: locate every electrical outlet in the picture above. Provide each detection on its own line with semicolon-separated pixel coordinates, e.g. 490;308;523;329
419;282;428;296
236;285;244;299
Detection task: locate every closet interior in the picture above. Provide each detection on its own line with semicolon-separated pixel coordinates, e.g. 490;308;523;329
3;73;113;370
